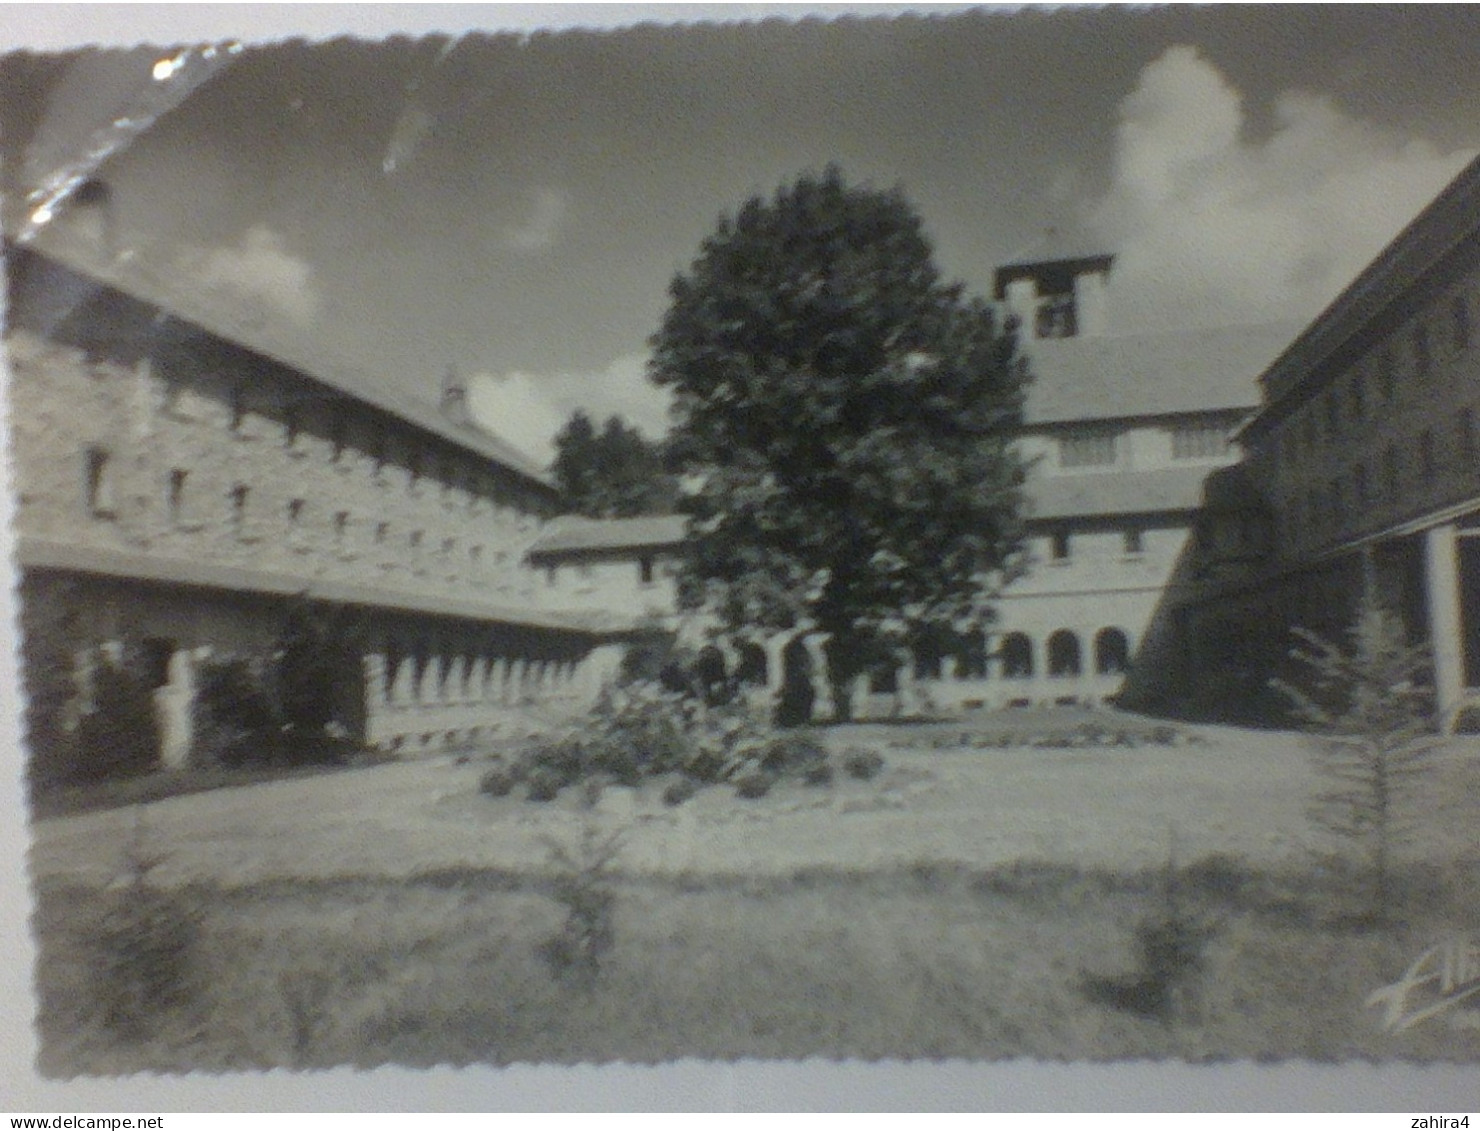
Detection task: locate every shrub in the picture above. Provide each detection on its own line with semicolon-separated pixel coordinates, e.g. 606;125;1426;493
842;747;885;781
1080;842;1219;1024
761;731;828;777
803;762;835;787
526;770;563;802
74;658;159;783
662;777;698;807
539;811;623;987
1082;911;1217;1022
193;657;277;768
735;772;775;799
479;768;517;798
1272;588;1441;920
520;732;587;790
91;824;202;1039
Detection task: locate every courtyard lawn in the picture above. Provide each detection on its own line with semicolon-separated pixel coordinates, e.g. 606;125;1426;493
25;711;1480;1072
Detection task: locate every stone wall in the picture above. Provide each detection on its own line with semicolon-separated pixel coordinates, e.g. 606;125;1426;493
6;274;628;780
7;326;549;610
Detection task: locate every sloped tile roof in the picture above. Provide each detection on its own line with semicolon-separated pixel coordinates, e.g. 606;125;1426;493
16;536;627;634
1246;151;1480;432
1021;322;1301;426
6;232;556;489
526;514;688;557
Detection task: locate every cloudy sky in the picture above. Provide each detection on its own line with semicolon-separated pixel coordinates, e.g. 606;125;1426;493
6;5;1480;465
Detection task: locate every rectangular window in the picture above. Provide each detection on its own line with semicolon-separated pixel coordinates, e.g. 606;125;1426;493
639;556;655;585
230;484;250;537
1170;423;1229;460
372;425;388;473
167;468;188;525
85;447;115;517
229;384;246;432
1050;531;1071;561
546;564;558;587
1123;528;1144;555
1059;430;1118;468
334;511;349;548
287;499;306;550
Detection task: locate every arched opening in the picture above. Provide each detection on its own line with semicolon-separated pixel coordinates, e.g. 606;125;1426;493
694;644;729;705
1047;630;1082;677
958;625;988;679
913;633;945;681
734;641;767;687
1095;627;1131;675
776;636;815;727
1000;632;1033;679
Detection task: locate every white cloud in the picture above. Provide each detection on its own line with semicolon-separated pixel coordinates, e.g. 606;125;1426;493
176;224;321;326
466;351;672;465
1087;46;1476;332
502;187;571;254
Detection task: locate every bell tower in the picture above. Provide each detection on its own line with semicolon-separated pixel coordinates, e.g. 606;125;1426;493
994;250;1114;341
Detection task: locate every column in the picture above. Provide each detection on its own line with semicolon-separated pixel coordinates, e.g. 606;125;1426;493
1426;523;1466;728
391;654;417;707
763;634;789;702
447;654;468;704
155;647;194;769
803;633;835;721
893;647;916;718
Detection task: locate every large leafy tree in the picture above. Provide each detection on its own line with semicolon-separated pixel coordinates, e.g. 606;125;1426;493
650;166;1029;717
551;410;677;518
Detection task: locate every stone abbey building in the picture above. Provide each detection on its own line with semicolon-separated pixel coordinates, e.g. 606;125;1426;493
1170;151;1480;728
13;150;1480;780
7;235;636;781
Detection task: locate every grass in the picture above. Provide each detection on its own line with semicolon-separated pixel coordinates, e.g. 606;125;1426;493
31;854;1480;1074
28;752;397;820
27;709;1480;1073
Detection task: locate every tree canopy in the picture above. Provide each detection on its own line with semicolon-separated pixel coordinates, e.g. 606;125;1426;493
550;410;676;518
649;166;1029;706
